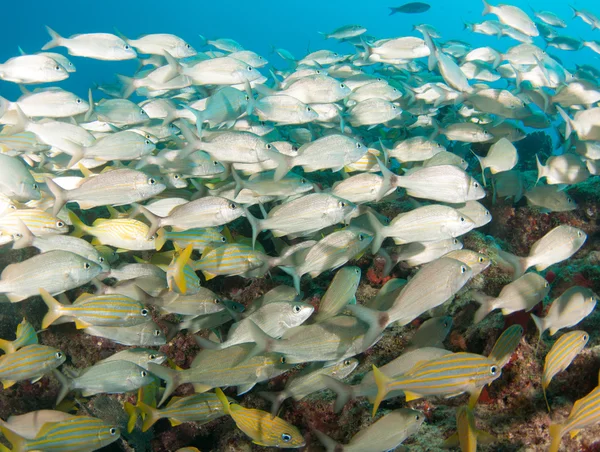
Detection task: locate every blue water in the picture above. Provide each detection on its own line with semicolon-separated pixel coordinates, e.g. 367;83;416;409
1;0;599;101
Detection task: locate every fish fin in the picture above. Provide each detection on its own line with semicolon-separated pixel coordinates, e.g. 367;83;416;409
320;375;354;413
477;429;496;445
192;383;212;393
404;390;423;402
371;365;391;417
472;151;487;186
471;291;496;323
67;210;87;238
124;401;139;433
237;383;255;396
194;335;222;350
173;244;193;294
11;218;35;250
155;228;167;251
549;327;558;336
549;424;564;452
242;206;263;250
45;177;68;217
530;313;546;343
74;319;91;329
136;400;160;432
0;424;25;452
41;26;63;50
313;429;339;452
53;369;71;406
1;380;16;389
570;428;581;439
202;271;217;281
169;419;182;426
278;266;301;294
215;388;231;415
116;74;136;99
258;391;286;419
0;339;14;355
161;51;183;83
148;363;179;407
39;288;64;329
442;432;459;448
468;387;483;408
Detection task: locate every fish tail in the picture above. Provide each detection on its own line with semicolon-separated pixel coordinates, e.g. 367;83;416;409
0;339;14;355
543;383;551;412
549;424;564;452
371;365;391;417
374;155;396;204
422;29;438;72
53;369;72;406
116;74;136;99
11;218;34;250
242;206;264;250
231;168;246;199
155;228;167;251
268;149;293;182
443;432;460;448
535;154;547;185
41;26;63;50
556;105;574;140
243;80;255;116
172;244;193;294
496;249;528;279
0;424;25;452
388;7;396;15
148;363;179;407
161;51;182;83
194;335;223;350
346;304;388;348
313;429;339;452
472;151;487;186
46;177;68;217
364;211;385;254
10;105;30;135
84;88;94;122
245;320;275;361
278;265;301;295
258;391;286;419
320;375;355;413
39;288;64;329
215;388;231;415
569;6;577;19
472;291;496;323
482;0;493;16
136;205;163;239
136;400;160;432
67;210;87;238
124;402;139;433
530;313;546;343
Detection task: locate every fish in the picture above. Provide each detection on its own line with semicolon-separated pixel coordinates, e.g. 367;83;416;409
83;320;166;346
536;154;590;185
42;27;137;60
97;348;167;369
39;289;150;329
0;416;120;452
54;360;155;405
126;392;228;432
315;408;424;451
315;266;361;322
488;324;523;368
215;388;305;448
542;331;589;411
0;319;38;354
531;287;597;339
472;272;550;323
406;316;453;350
525;185;577;213
0;250;102;302
371;352;501;415
443;405;496;451
391;238;463;268
0;154;41;201
389;2;431;14
0;54;69;84
0;344;65;388
473;138;518;186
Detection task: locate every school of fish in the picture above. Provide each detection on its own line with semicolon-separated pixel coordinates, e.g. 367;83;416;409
0;0;600;450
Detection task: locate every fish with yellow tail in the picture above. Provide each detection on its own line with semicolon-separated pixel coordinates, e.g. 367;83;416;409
166;244;196;294
215;388;305;448
0;344;65;389
371;352;501;416
549;384;600;452
443;405;495;451
0;319;38;354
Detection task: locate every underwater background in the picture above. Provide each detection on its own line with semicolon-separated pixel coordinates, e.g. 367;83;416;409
2;0;600;451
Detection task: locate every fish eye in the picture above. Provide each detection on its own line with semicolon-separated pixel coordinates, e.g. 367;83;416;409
141;308;149;316
55;352;63;359
247;66;253;71
266;143;273;150
281;433;292;442
344;359;352;365
459;217;465;222
358;233;364;241
356;142;362;148
577;231;583;237
140;109;146;116
33;183;39;190
340;201;346;208
76;98;82;104
490;365;497;375
214;298;220;304
149;235;156;241
221;237;227;242
473;182;480;188
453;239;458;244
9;205;17;210
229;202;237;209
333;53;339;57
478;257;485;263
84;262;91;269
340;83;346;89
145;140;151;145
13;233;22;239
186;44;191;49
583;334;589;341
141;370;147;377
145;134;151;139
392;105;397;110
280;356;286;364
545;282;549;287
415;414;420;421
306;106;313;112
149;354;157;360
109;428;117;436
56;221;65;228
460;266;467;273
355;268;360;273
245;95;250;101
300;178;307;184
568;198;573;203
293;305;302;313
54;65;61;71
148;178;156;185
154;329;162;336
173;174;180;179
125;45;130;50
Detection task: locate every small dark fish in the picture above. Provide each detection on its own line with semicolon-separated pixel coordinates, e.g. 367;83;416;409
389;2;430;14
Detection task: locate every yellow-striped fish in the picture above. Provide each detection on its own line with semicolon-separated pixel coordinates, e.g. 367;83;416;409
344;147;385;173
166;244;197;294
0;344;65;388
192;243;267;280
0;208;68;237
549;384;600;452
371;352;501;416
126;392;229;432
215;388;305;448
151;288;224;316
0;416;120;452
40;289;149;329
69;210;157;251
155;227;226;252
0;318;38;354
0;131;50;153
443;405;496;451
543;330;589;411
488;324;523;368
